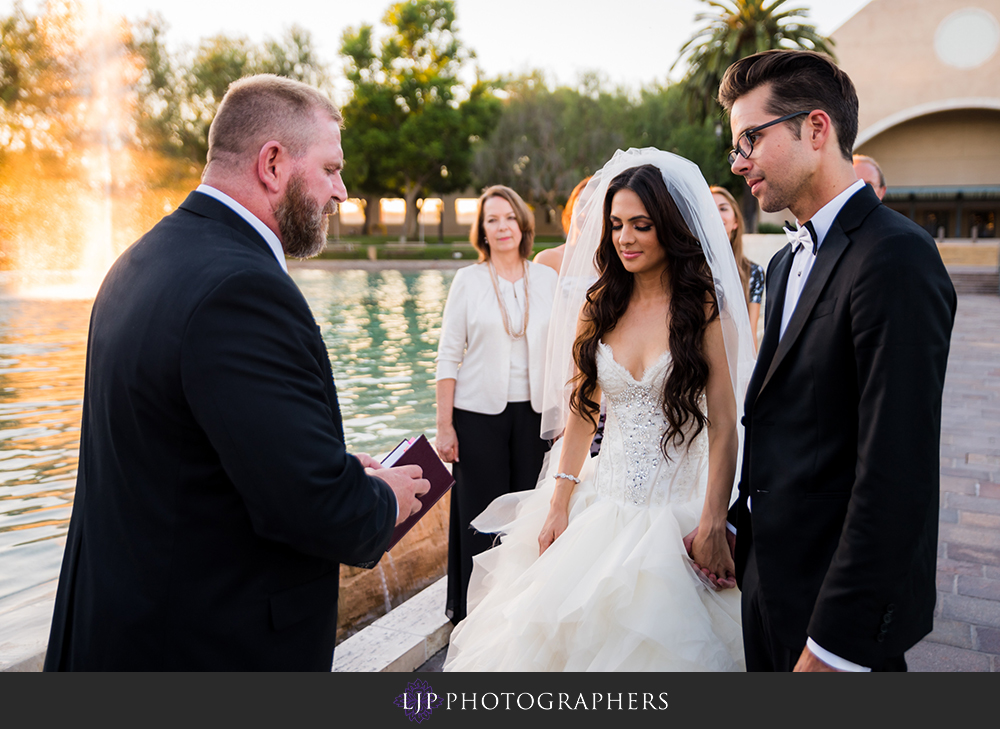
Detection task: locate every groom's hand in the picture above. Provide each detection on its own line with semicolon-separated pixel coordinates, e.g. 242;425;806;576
793;646;841;672
683;527;737;590
369;464;430;525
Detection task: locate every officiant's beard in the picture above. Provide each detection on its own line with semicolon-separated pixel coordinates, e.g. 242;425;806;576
276;173;333;259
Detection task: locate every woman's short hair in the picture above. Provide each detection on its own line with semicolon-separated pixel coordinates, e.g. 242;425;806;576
206;74;342;172
717;49;859;161
561;176;592;235
470;185;535;261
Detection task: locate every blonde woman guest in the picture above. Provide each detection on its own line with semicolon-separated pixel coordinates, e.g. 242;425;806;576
711;186;764;347
435;185;558;624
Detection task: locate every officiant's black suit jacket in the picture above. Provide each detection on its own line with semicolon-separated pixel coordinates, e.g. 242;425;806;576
44;192;396;671
733;185;957;667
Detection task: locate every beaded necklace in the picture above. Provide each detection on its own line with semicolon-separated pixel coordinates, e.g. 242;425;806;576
487;259;530;339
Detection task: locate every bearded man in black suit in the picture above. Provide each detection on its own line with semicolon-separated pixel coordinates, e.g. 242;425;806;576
718;51;956;672
44;75;429;671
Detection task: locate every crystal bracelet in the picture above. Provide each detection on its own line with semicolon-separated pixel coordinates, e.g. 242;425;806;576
553;472;581;484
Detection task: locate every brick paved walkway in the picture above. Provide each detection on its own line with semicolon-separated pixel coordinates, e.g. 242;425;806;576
905;293;1000;671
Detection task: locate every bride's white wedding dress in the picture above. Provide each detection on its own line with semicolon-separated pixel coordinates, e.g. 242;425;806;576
443;341;745;671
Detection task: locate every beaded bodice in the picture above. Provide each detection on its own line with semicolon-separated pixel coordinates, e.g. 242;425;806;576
593;341;708;508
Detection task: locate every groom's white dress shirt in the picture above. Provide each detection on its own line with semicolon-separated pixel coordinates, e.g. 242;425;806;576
780;180;865;341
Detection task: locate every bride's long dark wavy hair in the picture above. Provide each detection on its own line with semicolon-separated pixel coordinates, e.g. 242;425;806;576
569;164;718;457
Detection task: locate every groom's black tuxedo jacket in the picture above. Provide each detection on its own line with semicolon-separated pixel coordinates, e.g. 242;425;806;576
44;192;396;671
733;185;956;667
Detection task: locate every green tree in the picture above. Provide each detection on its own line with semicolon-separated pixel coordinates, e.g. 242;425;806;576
0;0;137;155
132;14;186;158
131;24;332;164
340;0;500;239
177;27;331;163
624;83;737;195
472;72;633;220
473;73;739;222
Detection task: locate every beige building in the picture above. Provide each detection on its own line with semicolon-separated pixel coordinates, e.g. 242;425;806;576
762;0;1000;239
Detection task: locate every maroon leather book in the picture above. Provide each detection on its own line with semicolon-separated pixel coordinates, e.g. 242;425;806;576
381;434;455;551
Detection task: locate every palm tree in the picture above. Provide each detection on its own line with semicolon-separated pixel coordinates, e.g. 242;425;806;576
674;0;835;123
673;0;834;231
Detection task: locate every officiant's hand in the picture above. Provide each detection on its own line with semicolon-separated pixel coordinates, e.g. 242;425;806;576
369;464;430;525
684;526;736;590
354;453;383;470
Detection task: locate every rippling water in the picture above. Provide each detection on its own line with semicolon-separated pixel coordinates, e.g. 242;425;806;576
0;268;454;604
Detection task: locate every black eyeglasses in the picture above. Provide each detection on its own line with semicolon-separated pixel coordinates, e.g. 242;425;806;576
727;111;811;166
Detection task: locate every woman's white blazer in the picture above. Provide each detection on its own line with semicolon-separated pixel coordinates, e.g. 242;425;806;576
435;261;558;415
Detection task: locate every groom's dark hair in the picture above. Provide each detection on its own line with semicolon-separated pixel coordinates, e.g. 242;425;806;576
717;49;859;161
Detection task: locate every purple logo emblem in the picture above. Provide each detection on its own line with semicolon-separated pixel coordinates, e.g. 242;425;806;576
394;680;442;723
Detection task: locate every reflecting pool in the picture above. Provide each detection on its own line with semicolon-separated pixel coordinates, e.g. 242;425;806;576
0;268;454;605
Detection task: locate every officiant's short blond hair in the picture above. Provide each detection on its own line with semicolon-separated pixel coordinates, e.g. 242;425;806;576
206;74;341;171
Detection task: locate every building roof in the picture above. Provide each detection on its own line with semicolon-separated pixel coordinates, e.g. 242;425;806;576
832;0;1000;146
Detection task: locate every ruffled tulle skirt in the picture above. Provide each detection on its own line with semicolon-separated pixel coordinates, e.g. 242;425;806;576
443;448;745;672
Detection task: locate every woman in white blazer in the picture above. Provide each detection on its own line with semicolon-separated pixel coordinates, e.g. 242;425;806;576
435;185;558;624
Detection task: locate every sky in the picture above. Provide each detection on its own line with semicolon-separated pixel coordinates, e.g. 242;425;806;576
3;0;874;101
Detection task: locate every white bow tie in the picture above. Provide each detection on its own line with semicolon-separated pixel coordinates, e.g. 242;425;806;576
783;221;818;255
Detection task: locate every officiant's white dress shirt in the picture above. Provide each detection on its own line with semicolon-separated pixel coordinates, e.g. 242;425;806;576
196;184;289;273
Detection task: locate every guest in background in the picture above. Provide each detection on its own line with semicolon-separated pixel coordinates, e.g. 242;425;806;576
533;176;592;274
853;154;886;200
712;186;764;347
435;185;558;624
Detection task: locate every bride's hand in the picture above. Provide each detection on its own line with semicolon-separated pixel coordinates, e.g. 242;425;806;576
687;525;736;590
538;503;569;556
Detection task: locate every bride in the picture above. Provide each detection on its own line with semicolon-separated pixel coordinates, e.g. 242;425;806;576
443;149;755;671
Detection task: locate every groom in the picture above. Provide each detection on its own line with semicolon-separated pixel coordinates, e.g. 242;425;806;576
718;51;956;671
44;75;428;671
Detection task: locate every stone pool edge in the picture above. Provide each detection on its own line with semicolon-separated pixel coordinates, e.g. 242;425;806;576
333;576;452;672
0;579;56;671
0;576;450;672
